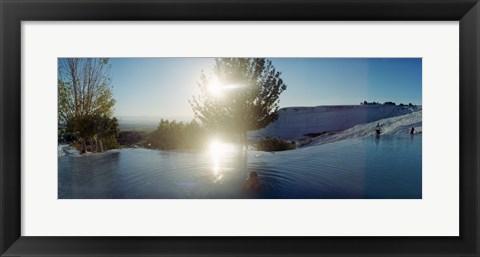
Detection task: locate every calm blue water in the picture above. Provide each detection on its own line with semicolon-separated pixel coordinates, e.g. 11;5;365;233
58;134;421;199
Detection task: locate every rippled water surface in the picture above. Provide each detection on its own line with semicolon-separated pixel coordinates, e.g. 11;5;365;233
58;135;421;199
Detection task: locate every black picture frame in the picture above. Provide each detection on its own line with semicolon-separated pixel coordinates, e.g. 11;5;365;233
1;0;479;256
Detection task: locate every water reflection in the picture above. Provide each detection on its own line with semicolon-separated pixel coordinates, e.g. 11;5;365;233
59;135;422;199
375;135;380;148
208;140;237;182
58;151;121;199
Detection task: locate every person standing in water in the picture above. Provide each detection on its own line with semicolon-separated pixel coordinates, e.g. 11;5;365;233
375;123;382;135
242;171;261;191
410;127;415;135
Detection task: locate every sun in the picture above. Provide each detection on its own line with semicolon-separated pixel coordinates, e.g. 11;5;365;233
207;77;248;97
207;77;223;97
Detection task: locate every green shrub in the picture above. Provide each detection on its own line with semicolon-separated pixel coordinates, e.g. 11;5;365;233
144;119;207;150
101;136;120;150
256;137;296;152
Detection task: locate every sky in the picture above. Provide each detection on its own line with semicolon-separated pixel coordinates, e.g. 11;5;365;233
108;58;422;119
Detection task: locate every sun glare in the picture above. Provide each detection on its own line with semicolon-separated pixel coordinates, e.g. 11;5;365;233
207;77;223;97
207;77;247;97
208;140;228;156
208;139;235;179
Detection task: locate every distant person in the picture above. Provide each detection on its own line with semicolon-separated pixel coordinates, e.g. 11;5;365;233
375;123;382;135
410;127;415;135
242;171;261;191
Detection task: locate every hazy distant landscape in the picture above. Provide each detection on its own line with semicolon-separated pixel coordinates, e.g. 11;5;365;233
118;116;193;131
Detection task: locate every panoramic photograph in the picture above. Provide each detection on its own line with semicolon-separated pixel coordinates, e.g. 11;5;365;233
58;57;422;199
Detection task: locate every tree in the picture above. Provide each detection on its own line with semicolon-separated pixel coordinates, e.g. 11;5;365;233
93;115;120;152
58;58;117;153
65;114;119;153
146;119;207;150
189;58;287;144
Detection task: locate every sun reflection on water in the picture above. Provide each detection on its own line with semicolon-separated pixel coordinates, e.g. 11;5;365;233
208;140;235;182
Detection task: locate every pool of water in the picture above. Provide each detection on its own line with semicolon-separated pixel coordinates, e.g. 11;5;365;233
58;134;421;199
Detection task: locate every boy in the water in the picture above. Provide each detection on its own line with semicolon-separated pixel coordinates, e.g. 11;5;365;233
242;171;261;191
